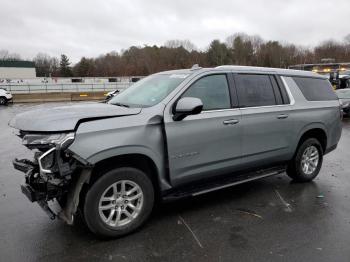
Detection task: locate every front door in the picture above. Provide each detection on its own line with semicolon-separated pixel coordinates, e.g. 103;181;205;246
164;73;242;186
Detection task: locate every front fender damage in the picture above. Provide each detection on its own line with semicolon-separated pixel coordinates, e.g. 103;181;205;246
58;168;91;224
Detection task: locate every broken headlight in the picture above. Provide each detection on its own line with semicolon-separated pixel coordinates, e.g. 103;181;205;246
22;133;75;150
38;147;56;173
22;133;75;174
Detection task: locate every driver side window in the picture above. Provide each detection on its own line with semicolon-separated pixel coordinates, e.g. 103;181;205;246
181;74;231;111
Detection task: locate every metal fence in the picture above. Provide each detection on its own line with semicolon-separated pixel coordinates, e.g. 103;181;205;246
0;82;133;94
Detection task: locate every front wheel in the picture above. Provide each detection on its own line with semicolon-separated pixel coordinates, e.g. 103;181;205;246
0;97;7;105
287;138;323;182
83;167;154;238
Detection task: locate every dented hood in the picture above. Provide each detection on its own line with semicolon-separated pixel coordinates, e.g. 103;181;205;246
9;103;141;132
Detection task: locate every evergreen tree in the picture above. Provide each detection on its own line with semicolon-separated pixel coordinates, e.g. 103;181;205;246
207;40;231;66
73;57;95;77
59;54;73;77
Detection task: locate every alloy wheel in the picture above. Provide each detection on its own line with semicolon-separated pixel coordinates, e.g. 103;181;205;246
98;180;144;227
301;145;319;175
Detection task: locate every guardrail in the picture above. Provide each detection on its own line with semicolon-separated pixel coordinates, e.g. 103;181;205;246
0;82;132;94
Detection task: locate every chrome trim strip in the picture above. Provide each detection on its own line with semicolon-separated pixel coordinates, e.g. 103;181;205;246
38;147;56;174
202;76;296;112
171;75;297;117
202;108;240;113
239;104;290;110
280;76;296;105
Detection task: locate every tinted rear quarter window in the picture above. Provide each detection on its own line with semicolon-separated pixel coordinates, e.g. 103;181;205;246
293;77;337;101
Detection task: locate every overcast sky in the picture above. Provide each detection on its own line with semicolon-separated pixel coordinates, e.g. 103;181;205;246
1;0;349;62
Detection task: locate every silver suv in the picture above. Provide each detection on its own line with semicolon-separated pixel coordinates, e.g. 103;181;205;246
10;66;342;238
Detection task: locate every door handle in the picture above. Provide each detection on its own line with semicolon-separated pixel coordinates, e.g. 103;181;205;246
223;119;239;125
277;114;289;119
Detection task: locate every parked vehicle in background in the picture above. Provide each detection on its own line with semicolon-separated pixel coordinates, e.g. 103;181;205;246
336;88;350;116
0;88;12;105
289;62;350;90
9;65;342;238
338;71;350;89
105;89;120;101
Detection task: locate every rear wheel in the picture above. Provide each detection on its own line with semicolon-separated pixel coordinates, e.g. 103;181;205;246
287;138;323;182
83;167;154;238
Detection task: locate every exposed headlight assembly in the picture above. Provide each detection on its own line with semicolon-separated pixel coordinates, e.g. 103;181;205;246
23;132;75;150
22;133;75;174
38;147;56;173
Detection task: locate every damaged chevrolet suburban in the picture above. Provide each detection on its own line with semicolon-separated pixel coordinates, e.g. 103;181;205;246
9;66;342;238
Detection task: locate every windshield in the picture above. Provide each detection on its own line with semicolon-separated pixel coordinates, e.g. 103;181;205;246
108;73;189;108
336;89;350;99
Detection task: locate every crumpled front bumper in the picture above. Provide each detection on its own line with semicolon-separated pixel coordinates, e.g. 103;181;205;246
13;158;58;219
13;158;45;202
13;155;92;224
13;158;35;174
20;183;56;220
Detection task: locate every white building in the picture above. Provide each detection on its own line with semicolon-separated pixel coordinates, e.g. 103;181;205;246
0;61;36;79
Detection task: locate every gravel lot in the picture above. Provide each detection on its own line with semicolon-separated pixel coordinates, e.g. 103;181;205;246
1;102;349;262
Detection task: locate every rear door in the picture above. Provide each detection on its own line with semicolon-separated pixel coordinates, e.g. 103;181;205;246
163;73;242;186
233;73;293;168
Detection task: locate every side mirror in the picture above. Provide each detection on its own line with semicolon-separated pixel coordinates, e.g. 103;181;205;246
173;97;203;121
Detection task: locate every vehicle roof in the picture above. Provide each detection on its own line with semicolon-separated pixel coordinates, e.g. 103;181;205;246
158;65;326;78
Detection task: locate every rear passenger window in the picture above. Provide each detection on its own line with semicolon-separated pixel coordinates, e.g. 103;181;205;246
293;77;338;101
235;74;276;107
182;74;231;110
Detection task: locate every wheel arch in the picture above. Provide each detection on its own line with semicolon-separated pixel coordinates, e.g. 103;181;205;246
71;143;171;189
296;125;328;154
86;152;168;201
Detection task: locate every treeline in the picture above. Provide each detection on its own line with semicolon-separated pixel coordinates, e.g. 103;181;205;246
2;33;350;77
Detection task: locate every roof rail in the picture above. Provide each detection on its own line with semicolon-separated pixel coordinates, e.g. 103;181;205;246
190;64;202;70
215;65;238;69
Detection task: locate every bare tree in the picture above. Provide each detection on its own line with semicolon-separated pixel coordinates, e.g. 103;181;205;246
33;53;59;77
164;39;197;52
0;49;21;61
10;32;350;77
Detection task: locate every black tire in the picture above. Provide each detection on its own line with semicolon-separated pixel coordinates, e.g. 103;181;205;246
83;167;154;238
287;138;323;182
0;97;7;105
